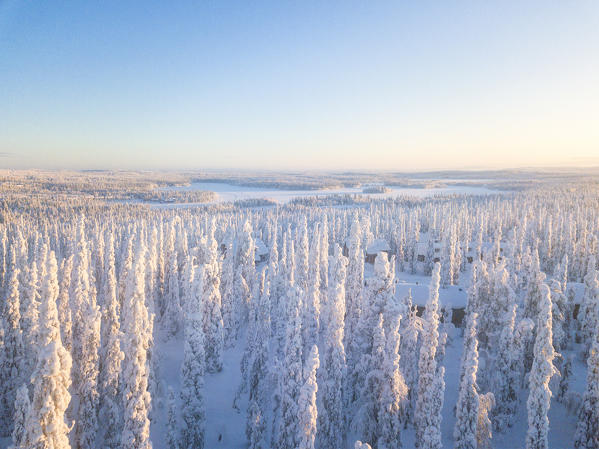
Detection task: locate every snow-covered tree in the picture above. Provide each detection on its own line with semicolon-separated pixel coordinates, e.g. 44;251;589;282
246;272;271;449
359;313;386;445
525;283;557;449
523;248;547;322
162;248;182;338
23;250;73;449
166;387;179;449
400;290;421;424
317;245;348;449
302;229;321;357
579;257;599;355
416;263;444;449
345;215;364;364
378;312;407;449
233;221;255;340
99;231;124;449
0;265;23;436
57;255;73;353
273;285;303;449
179;264;206;449
557;355;572;402
350;252;394;410
247;399;267;449
121;237;153;449
454;312;480;449
574;313;599;449
202;222;224;373
298;345;319;449
20;260;40;383
71;225;101;449
476;393;495;449
491;303;519;430
220;232;235;346
11;384;30;448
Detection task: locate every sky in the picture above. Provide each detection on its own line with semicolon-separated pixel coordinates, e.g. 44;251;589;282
1;0;598;171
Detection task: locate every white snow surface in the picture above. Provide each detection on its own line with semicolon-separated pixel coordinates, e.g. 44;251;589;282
160;182;502;205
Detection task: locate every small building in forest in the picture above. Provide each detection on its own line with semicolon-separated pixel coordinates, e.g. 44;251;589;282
254;238;269;264
365;239;392;264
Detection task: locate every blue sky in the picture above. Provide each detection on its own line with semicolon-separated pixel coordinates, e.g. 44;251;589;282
1;0;598;170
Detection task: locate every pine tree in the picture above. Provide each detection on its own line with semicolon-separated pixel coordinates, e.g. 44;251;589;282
121;237;153;449
525;283;557;449
317;245;347;449
24;250;73;449
179;264;206;449
298;345;319;449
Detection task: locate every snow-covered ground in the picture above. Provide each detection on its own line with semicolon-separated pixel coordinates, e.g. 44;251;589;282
160;182;502;205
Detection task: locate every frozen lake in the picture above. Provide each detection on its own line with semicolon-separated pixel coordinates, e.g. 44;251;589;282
161;181;503;205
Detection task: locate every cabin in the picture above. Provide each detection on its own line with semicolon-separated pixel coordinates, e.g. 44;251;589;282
365;239;392;264
413;234;442;274
254;238;269;264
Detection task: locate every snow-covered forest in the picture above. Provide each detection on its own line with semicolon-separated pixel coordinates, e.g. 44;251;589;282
1;174;599;449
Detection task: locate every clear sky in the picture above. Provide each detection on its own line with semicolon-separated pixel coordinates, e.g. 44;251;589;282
1;0;598;171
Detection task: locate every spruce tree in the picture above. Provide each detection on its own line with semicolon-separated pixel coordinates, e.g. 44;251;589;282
99;231;124;449
179;264;206;449
11;384;30;448
454;312;480;449
24;250;73;449
121;237;153;449
298;345;319;449
416;263;444;449
574;312;599;449
202;221;224;372
317;245;347;449
525;283;557;449
0;265;24;436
